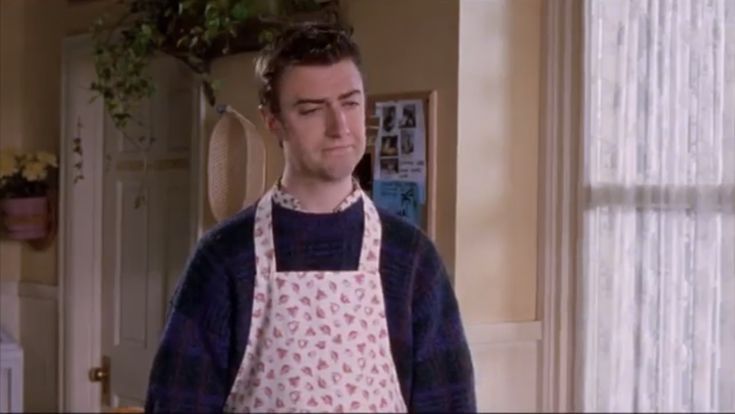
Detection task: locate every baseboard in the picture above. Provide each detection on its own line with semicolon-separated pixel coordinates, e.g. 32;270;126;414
0;280;19;296
1;281;58;300
18;281;58;300
465;320;543;345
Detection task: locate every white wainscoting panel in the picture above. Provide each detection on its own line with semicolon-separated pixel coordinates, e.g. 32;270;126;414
0;327;23;413
467;321;543;412
17;282;58;413
0;282;20;344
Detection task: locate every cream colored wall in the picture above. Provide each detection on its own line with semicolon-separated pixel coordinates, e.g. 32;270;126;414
20;0;65;286
456;1;543;411
0;0;24;285
342;0;460;271
0;0;64;286
456;0;541;324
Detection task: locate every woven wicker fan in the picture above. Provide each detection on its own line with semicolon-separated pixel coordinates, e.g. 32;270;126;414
207;105;267;222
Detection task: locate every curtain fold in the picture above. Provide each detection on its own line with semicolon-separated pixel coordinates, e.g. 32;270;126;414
582;0;735;411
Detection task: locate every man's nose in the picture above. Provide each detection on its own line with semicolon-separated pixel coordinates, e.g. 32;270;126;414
326;106;350;138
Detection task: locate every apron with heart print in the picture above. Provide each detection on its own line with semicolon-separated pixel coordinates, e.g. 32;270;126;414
224;188;407;413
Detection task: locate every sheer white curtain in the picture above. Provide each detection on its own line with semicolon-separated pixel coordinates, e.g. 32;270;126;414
581;0;735;412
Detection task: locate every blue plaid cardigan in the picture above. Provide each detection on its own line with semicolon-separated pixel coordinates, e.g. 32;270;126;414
145;198;476;412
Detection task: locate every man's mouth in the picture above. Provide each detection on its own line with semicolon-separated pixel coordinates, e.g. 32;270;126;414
323;145;353;153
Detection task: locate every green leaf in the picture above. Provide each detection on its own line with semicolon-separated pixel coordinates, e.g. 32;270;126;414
258;29;275;44
205;3;215;18
141;23;152;37
231;2;249;21
207;16;221;30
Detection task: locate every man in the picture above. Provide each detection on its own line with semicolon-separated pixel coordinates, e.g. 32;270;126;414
145;22;476;413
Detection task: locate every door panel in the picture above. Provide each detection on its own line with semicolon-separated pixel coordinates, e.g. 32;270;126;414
102;56;195;408
116;180;150;346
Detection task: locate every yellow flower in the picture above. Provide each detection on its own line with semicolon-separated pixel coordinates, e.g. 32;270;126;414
36;151;58;168
0;151;18;179
22;161;48;182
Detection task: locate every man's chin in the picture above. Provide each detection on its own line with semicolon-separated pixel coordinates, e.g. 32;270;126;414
318;165;358;183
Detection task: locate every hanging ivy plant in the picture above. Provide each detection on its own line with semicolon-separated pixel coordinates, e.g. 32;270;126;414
90;0;340;132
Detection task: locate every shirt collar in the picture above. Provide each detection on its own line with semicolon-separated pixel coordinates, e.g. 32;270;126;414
271;177;362;213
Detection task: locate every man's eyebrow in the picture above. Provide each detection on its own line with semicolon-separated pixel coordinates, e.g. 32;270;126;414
293;98;326;106
292;90;363;107
338;89;362;100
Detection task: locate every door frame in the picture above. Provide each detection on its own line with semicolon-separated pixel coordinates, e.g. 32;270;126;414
537;0;585;412
58;34;207;412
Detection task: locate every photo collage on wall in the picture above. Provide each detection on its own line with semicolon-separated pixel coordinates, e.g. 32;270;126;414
372;100;427;227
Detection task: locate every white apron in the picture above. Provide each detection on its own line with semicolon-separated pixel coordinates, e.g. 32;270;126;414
224;188;407;413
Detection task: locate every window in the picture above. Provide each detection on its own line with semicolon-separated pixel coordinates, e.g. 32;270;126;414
580;0;735;411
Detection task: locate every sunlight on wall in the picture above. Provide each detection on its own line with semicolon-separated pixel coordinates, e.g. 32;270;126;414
456;0;541;323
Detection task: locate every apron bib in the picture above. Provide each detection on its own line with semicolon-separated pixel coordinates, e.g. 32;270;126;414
224;188;406;413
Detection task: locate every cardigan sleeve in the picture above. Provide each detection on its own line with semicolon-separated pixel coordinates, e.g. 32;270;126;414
409;238;477;412
145;236;235;413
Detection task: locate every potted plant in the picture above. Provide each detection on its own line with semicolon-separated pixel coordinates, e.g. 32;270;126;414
0;150;58;240
91;0;340;133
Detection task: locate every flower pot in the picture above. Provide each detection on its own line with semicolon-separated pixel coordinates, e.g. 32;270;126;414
0;196;49;240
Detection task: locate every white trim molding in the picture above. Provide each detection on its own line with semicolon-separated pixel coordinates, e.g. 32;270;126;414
17;281;58;300
0;281;20;342
59;33;106;413
537;0;585;412
0;281;57;299
466;321;542;345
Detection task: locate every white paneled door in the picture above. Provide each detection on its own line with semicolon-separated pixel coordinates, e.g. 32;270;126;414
100;56;196;409
61;40;198;411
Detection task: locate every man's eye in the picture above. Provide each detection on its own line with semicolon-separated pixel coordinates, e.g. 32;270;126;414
299;108;321;115
343;101;360;108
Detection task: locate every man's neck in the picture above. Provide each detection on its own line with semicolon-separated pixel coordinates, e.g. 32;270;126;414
280;171;354;213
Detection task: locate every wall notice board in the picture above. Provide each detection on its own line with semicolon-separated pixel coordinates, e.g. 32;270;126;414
354;91;437;240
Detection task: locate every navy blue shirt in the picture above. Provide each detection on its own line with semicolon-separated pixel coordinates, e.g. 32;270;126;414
145;198;476;412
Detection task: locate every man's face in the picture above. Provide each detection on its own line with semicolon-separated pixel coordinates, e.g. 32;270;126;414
263;59;366;183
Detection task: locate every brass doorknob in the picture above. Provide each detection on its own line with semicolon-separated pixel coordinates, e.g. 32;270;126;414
89;355;111;403
89;366;109;382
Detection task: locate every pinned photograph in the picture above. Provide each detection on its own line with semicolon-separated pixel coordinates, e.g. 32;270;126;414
382;105;397;132
380;158;399;176
399;104;417;128
380;135;399;157
400;129;415;156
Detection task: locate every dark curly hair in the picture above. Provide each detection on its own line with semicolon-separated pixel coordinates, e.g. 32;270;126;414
255;22;363;114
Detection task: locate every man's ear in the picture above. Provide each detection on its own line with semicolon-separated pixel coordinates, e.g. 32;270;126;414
260;105;280;135
260;105;285;149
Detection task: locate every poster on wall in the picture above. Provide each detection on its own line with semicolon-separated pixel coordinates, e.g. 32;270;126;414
373;99;427;203
371;98;428;227
372;180;422;226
